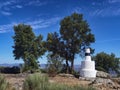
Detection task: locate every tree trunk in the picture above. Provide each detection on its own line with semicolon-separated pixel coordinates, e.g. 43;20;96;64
71;60;74;74
71;54;75;74
66;60;69;74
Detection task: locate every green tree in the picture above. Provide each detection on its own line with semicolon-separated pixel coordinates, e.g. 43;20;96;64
94;52;120;74
46;32;71;73
60;13;95;73
45;32;61;56
12;24;45;71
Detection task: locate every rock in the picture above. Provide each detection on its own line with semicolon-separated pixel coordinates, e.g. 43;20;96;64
112;78;120;84
93;78;113;84
96;71;111;78
91;78;120;89
79;77;95;82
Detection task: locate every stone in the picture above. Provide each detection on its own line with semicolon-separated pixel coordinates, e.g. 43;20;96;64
91;78;119;89
94;78;114;84
79;77;95;82
96;71;111;78
112;78;120;84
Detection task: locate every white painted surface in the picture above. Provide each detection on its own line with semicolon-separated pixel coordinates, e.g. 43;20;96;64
85;56;91;61
85;48;90;53
80;48;97;78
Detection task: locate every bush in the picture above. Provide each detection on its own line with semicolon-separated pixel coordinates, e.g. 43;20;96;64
23;73;49;90
0;75;10;90
0;66;20;74
95;66;106;72
23;73;96;90
73;70;80;78
0;75;16;90
46;54;63;77
40;68;47;73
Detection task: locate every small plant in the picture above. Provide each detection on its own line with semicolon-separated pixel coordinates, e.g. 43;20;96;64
0;75;10;90
23;73;49;90
23;73;96;90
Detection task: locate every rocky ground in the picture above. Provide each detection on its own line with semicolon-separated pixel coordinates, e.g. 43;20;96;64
1;71;120;90
2;73;27;90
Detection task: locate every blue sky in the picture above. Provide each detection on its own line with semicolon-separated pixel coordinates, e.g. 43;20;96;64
0;0;120;64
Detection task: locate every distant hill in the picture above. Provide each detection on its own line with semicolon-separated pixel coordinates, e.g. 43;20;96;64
0;63;20;67
40;64;47;69
0;63;80;72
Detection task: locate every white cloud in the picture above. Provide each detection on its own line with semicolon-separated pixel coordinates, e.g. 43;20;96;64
0;0;47;16
108;0;120;3
0;0;17;9
71;1;120;17
25;1;47;6
15;5;23;8
0;17;61;33
0;23;15;33
0;0;22;16
90;9;104;16
90;6;120;17
2;1;11;6
1;11;12;16
26;17;60;29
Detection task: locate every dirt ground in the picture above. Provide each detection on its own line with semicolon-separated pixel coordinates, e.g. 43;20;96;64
1;73;120;90
2;73;92;90
49;76;91;86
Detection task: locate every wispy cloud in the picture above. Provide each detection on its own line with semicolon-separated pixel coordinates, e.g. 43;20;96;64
90;9;103;16
27;17;60;29
0;0;22;16
26;1;47;6
0;0;19;9
0;17;61;33
92;0;120;17
108;0;120;3
1;11;12;16
15;5;23;8
72;1;120;17
90;7;120;17
0;0;48;16
0;23;15;33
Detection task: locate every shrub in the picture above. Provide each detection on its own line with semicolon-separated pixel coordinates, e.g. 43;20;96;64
40;68;47;73
0;66;20;74
46;54;63;77
73;70;80;78
0;75;10;90
23;73;96;90
95;66;106;72
23;73;49;90
0;75;16;90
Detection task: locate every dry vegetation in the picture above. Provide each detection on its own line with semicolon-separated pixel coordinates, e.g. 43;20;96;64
0;73;120;90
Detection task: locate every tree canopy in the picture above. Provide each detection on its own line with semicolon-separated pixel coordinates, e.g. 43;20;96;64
60;13;95;73
45;13;95;73
12;24;45;71
93;52;120;75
